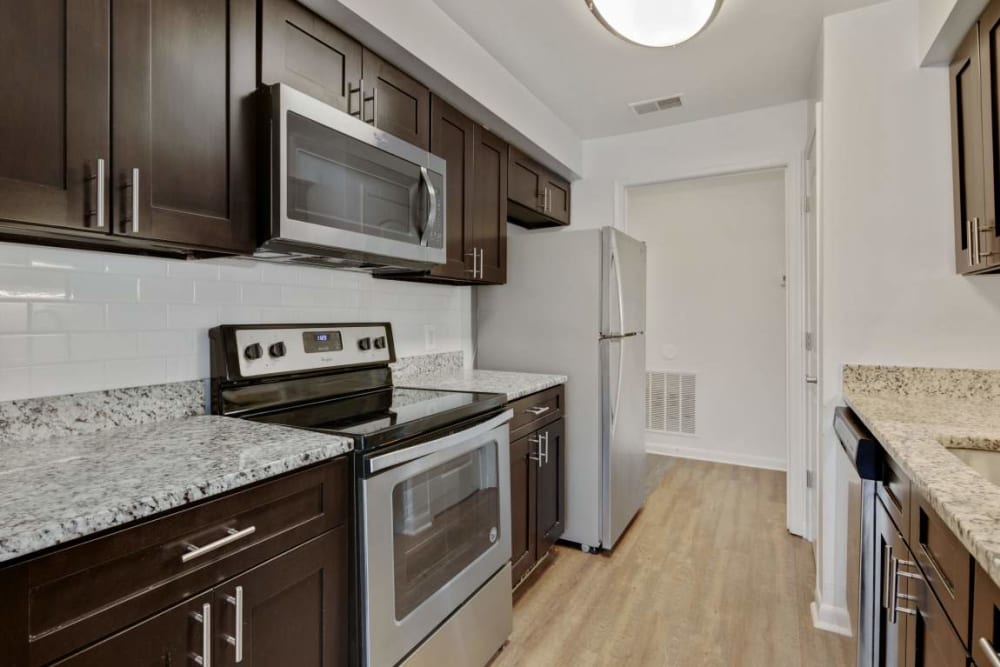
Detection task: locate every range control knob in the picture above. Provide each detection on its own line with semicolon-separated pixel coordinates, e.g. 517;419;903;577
373;336;387;350
244;343;263;361
268;341;287;358
358;337;372;351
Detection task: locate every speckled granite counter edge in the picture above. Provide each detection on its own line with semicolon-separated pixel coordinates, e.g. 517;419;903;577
843;390;1000;589
399;369;568;401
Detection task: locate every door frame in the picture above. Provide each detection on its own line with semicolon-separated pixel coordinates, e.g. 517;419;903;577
615;147;810;538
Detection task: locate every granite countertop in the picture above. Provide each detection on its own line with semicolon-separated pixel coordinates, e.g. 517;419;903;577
0;416;353;564
400;368;568;401
843;365;1000;587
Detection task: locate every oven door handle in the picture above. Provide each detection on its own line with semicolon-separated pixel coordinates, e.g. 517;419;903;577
368;409;513;474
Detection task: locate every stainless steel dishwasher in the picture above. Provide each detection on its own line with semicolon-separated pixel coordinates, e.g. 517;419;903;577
834;407;883;667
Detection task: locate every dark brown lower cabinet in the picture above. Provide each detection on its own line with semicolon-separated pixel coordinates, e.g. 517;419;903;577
876;497;909;667
973;563;1000;667
0;459;351;667
508;386;565;590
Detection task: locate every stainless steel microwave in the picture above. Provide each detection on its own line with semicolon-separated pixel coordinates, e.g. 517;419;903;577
256;83;446;271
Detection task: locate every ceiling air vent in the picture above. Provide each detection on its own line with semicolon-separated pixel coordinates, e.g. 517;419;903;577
628;95;683;116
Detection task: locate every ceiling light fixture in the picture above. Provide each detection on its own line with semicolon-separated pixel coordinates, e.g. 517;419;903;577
586;0;724;48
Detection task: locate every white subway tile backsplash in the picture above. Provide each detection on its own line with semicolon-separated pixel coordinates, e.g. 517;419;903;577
70;332;137;361
0;244;470;400
0;303;29;333
70;273;138;303
194;280;241;305
0;268;68;300
107;303;167;330
139;276;195;303
165;259;221;279
168;304;220;330
31;362;106;396
241;283;282;306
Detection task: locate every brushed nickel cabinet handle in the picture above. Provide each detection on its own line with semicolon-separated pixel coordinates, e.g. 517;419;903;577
466;247;479;278
542;431;550;465
87;158;105;228
974;217;981;265
364;87;378;125
190;602;212;666
968;219;975;267
980;637;1000;667
478;248;484;279
348;79;363;118
526;406;551;416
881;543;893;605
181;526;256;563
224;586;245;663
123;168;140;233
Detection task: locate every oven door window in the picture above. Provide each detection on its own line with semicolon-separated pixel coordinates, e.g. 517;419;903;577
286;111;442;249
391;440;500;620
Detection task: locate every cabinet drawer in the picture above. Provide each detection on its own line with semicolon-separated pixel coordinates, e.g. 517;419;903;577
910;489;973;649
909;546;971;667
509;385;564;441
878;453;911;540
973;564;1000;667
15;457;349;666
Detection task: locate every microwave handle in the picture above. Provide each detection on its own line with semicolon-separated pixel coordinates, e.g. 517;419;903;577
420;166;437;248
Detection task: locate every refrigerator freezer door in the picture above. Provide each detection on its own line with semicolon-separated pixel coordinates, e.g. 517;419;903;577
601;228;647;337
600;333;647;549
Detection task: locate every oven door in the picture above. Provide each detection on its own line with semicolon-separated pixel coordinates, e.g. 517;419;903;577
361;410;512;667
268;83;446;268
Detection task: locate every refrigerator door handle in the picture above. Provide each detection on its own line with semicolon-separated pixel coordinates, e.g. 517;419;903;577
609;338;624;439
611;232;625;336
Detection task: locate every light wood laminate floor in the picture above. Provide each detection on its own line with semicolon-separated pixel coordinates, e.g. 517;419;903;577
494;458;853;667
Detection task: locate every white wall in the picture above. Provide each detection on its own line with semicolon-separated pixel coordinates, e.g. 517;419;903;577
0;242;471;401
575;101;810;232
629;170;788;470
815;0;1000;629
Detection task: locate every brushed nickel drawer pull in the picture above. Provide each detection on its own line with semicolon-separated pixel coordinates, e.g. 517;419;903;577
224;585;245;662
980;637;1000;667
190;602;212;666
182;526;256;564
526;406;551;416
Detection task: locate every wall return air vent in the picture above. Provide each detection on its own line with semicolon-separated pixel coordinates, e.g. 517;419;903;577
646;370;696;435
628;95;683;116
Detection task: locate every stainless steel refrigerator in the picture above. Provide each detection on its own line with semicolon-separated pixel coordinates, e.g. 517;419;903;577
477;227;646;551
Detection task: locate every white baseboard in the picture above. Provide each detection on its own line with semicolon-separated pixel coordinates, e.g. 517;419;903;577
646;441;786;472
810;587;852;636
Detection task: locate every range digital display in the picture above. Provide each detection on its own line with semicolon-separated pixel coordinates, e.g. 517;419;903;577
302;331;343;353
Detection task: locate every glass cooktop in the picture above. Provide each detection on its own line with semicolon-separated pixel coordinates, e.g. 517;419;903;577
250;386;507;450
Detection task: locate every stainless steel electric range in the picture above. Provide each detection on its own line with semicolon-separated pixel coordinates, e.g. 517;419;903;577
209;323;513;667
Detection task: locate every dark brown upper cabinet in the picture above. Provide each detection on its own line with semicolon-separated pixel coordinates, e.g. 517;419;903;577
472;126;509;283
950;4;1000;274
507;146;571;228
259;0;362;115
378;96;507;286
112;0;256;253
0;0;255;256
0;1;110;238
361;48;431;150
428;95;476;282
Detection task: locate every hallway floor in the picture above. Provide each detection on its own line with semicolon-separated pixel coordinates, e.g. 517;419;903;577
493;457;853;666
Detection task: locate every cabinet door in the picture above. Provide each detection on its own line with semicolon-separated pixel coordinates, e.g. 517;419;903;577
543;175;571;226
980;2;1000;269
428;95;475;281
214;528;348;666
259;0;362;115
876;499;909;667
510;433;538;586
472;126;508;284
904;543;969;667
0;1;110;234
112;0;256;252
536;419;565;555
973;564;1000;667
52;592;214;666
362;48;430;150
508;146;545;213
950;25;988;274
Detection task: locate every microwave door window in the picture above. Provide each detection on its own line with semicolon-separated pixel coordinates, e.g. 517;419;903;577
286;112;422;245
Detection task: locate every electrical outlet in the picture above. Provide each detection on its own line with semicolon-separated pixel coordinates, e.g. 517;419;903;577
424;325;436;351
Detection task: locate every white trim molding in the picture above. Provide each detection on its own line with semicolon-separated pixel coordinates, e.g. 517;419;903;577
810;586;852;637
646;441;786;472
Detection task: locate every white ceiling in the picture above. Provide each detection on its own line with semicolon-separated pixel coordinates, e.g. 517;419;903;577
429;0;887;139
